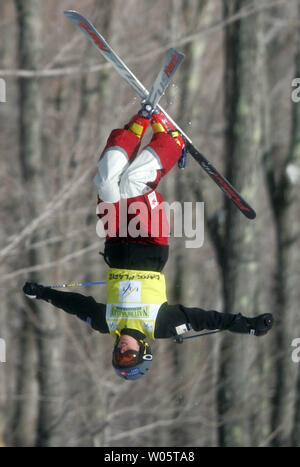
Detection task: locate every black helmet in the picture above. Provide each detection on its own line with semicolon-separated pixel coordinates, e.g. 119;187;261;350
112;329;152;381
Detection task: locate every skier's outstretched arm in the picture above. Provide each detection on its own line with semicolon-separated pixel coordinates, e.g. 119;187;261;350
23;282;108;333
155;303;273;338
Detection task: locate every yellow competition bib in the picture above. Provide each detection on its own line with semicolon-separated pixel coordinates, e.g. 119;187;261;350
106;268;167;339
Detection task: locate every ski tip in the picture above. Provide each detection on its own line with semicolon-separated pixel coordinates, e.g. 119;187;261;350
237;203;256;219
244;209;256;220
64;10;79;17
169;48;185;61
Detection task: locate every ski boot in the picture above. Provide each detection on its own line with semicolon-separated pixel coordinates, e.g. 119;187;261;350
124;103;156;139
150;109;187;168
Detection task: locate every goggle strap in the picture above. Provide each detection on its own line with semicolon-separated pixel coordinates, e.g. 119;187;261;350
141;341;149;354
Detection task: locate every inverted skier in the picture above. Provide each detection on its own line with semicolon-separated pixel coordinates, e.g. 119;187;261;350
23;106;273;381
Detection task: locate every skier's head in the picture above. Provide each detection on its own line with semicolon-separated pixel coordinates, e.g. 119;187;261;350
112;329;152;381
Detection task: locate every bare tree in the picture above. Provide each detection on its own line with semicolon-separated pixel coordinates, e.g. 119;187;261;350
13;0;64;447
262;0;300;446
214;0;266;446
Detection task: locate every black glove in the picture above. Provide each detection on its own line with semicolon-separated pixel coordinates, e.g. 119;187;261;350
229;313;273;336
251;313;274;336
23;282;45;299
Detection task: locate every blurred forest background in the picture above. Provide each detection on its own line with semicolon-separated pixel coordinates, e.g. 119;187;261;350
0;0;300;448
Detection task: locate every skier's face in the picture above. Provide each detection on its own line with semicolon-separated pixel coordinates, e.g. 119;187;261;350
116;334;140;353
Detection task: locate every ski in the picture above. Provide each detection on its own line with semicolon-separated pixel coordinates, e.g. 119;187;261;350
64;10;256;220
64;10;150;100
145;48;184;110
185;143;256;218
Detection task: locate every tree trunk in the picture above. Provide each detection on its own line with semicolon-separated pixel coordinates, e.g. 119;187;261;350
216;0;264;446
264;0;300;446
14;0;64;447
